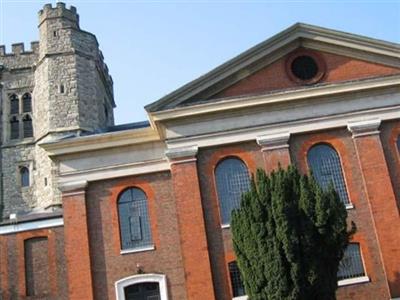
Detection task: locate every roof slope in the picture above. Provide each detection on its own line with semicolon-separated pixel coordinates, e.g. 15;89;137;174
145;23;400;113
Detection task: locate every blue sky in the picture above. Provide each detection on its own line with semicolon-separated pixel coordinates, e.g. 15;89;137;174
1;0;399;124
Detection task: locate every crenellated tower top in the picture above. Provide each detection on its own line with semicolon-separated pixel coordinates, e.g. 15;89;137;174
38;2;79;28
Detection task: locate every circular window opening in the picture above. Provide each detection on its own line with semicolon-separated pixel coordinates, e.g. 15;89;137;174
290;55;319;81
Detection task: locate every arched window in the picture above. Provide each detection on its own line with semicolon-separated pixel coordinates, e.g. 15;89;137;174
215;158;251;225
20;167;30;187
22;93;32;113
23;115;33;138
10;116;19;140
118;188;153;250
10;94;19;114
307;144;350;205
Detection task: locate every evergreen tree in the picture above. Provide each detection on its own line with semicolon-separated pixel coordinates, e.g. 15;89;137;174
231;166;355;300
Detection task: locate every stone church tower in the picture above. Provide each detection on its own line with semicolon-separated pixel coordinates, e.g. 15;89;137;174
0;3;114;219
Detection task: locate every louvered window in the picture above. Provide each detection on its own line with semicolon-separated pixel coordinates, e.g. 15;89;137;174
307;144;350;205
215;158;250;225
23;115;33;138
22;93;32;113
10;117;19;140
118;188;153;250
10;94;19;114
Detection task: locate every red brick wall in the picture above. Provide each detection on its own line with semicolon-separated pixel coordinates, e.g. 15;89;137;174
197;142;264;300
214;50;400;99
0;227;68;300
86;172;187;300
291;128;392;299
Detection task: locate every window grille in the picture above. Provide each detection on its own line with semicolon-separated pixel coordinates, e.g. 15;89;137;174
20;167;30;187
23;115;33;138
229;261;245;297
337;243;366;280
10;94;19;114
215;158;250;225
124;282;160;300
307;144;350;205
22;93;32;113
118;188;153;250
10;117;19;140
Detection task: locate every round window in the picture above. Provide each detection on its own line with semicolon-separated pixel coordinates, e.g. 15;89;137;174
286;50;325;84
290;55;318;80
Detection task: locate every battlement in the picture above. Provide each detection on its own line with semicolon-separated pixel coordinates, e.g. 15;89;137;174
38;2;79;28
0;42;39;56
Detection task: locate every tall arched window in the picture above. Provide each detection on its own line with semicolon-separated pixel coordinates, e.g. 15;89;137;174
10;94;19;114
20;167;30;187
22;93;32;113
215;158;251;225
23;115;33;138
397;136;400;154
10;116;19;140
307;144;350;205
118;188;153;250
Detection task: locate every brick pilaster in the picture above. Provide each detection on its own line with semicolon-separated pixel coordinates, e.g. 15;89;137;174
60;181;94;300
166;146;216;300
257;132;291;172
348;119;400;297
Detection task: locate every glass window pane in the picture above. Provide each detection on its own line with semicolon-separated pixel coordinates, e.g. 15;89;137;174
118;188;153;250
229;261;245;297
21;167;30;187
10;117;19;140
215;158;250;225
338;243;366;280
307;144;350;205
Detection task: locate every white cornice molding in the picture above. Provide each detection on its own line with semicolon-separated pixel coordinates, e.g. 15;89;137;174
58;159;170;185
40;126;159;156
347;118;381;138
0;217;64;235
149;75;400;123
59;180;88;194
257;132;290;151
166;106;398;150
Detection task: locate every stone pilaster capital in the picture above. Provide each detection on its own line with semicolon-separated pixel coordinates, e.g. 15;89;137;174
59;180;88;196
256;132;290;151
165;145;199;165
347;119;381;138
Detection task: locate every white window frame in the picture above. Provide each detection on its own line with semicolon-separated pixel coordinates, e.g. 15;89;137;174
115;273;168;300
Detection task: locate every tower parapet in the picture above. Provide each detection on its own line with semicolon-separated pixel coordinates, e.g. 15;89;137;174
38;2;79;28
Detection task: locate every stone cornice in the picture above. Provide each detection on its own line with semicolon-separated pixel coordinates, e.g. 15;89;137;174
40;126;159;156
59;180;88;194
257;132;290;151
347;119;381;137
165;145;198;164
149;75;400;125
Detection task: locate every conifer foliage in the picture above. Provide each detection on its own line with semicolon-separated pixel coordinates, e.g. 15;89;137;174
231;166;355;300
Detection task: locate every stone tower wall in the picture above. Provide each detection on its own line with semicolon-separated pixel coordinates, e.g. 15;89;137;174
0;2;114;218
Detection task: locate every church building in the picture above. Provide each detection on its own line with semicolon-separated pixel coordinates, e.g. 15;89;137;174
0;3;399;300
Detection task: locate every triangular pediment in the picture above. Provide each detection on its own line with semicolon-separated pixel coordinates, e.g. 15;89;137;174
146;23;400;112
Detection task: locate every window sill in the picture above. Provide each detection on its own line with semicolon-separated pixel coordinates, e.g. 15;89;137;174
221;224;230;229
345;203;354;210
120;245;155;255
233;296;248;300
338;276;369;287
